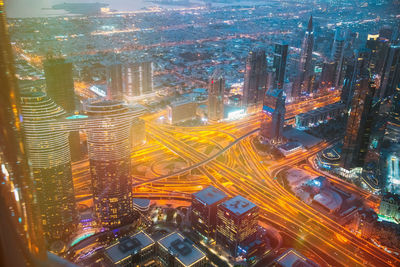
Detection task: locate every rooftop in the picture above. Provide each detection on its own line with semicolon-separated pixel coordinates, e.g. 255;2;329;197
105;231;154;264
275;248;318;267
158;232;206;267
193;186;227;206
220;195;257;216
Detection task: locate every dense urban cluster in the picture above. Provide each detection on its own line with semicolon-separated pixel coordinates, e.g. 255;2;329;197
1;0;400;267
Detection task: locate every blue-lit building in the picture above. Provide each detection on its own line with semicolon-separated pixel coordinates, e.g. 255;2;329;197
191;186;228;241
216;195;259;256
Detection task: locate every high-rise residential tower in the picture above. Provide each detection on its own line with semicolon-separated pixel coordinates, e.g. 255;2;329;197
20;92;77;243
208;69;225;121
85;100;135;228
243;49;267;109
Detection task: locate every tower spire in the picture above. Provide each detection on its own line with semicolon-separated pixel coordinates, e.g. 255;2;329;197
307;15;313;32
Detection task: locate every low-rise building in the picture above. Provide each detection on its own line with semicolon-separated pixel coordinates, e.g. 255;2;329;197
157;232;208;267
104;231;155;266
166;98;197;124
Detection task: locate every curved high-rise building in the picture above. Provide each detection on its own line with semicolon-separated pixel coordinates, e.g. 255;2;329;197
85;100;134;228
20;92;77;243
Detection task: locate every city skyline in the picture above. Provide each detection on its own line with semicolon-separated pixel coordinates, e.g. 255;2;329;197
1;0;400;266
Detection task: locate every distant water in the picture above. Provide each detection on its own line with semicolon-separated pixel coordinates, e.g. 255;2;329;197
5;0;195;18
5;0;266;18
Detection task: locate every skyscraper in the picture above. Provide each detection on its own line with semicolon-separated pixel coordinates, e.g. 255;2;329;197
380;45;400;98
331;29;345;88
107;63;124;100
85;100;134;228
319;60;337;88
123;63;142;97
191;186;228;241
141;62;154;94
243;49;267;109
216;195;259;256
272;43;288;90
44;57;82;161
43;57;76;113
0;0;46;261
295;15;315;97
208;69;225;121
20;92;77;243
260;89;286;143
341;79;376;170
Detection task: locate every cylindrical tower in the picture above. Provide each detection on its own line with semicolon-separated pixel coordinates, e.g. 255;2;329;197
20;91;77;244
85;100;133;228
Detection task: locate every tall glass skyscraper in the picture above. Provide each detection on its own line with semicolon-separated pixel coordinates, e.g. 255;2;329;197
243;49;267;109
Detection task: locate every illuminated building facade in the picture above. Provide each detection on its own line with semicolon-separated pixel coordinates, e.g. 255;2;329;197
294;15;314;97
208;69;225;121
191;186;228;241
272;43;288;90
260;89;286;143
243;49;267;109
216;195;259;256
20;92;77;243
141;62;154;94
85;101;135;228
379;193;400;221
341;79;376;170
123;63;142;97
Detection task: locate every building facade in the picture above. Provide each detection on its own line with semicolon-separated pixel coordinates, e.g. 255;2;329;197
20;92;77;243
260;89;286;143
208;69;225;121
272;43;288;90
191;186;228;241
85;101;135;228
216;195;259;256
243;49;267;109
